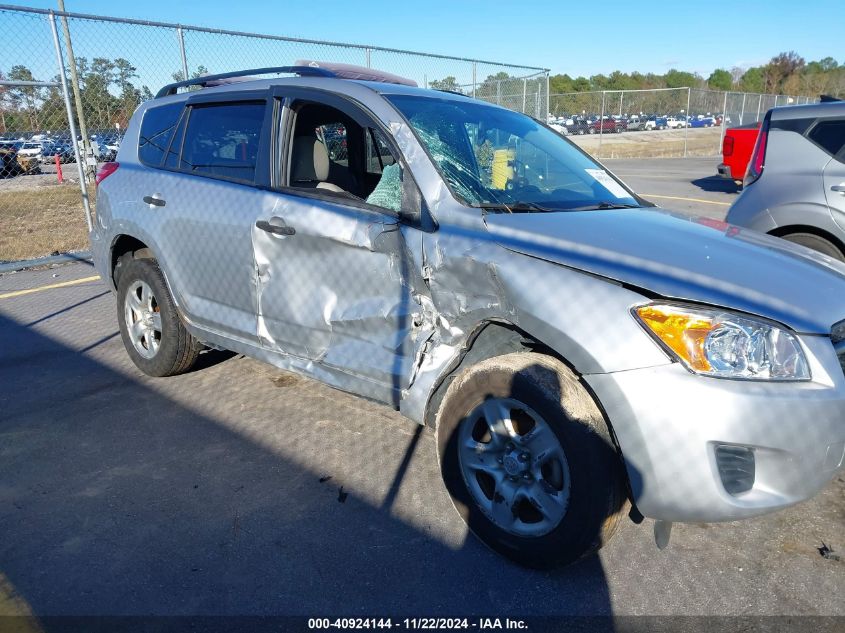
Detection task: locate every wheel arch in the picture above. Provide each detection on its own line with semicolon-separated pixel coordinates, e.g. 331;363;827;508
768;224;845;257
421;321;631;488
425;319;640;521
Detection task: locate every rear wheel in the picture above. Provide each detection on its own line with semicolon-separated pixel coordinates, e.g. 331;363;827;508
116;257;201;376
435;352;628;569
780;232;845;262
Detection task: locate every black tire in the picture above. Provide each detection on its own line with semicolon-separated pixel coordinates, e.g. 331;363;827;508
435;352;628;569
116;256;201;376
780;232;845;262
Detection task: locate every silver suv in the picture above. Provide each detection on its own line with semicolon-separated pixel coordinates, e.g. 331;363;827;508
91;65;845;569
727;100;845;261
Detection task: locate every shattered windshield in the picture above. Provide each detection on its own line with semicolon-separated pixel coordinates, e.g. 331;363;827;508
387;94;641;212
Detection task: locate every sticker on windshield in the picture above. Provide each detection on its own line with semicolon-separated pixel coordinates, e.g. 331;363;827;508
585;169;630;199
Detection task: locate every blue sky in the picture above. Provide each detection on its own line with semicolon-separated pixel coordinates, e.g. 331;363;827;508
9;0;845;79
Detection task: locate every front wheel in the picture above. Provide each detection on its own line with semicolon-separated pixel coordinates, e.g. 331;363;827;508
435;352;628;569
116;256;202;376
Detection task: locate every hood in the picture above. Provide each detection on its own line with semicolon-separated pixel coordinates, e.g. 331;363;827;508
485;208;845;334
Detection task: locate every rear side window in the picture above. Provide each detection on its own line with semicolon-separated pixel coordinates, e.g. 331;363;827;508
179;101;265;183
138;103;183;167
808;120;845;160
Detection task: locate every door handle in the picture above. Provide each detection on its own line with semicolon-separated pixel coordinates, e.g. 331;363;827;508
143;195;166;207
256;217;296;236
831;185;845;193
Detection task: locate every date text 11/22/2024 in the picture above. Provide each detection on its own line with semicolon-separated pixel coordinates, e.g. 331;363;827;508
307;618;528;629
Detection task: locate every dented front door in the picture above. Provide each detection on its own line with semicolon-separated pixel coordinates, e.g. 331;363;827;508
253;193;423;393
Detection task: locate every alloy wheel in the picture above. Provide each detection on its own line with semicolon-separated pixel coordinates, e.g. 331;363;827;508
457;397;570;537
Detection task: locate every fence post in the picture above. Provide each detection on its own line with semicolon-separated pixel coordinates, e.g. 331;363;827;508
599;90;605;157
756;94;762;121
472;62;477;98
683;87;691;158
718;90;728;156
619;91;623;117
739;93;746;125
177;26;189;81
56;0;92;181
496;80;501;105
365;47;371;69
545;71;550;121
49;11;92;232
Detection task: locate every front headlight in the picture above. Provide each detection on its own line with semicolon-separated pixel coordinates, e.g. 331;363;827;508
634;303;810;381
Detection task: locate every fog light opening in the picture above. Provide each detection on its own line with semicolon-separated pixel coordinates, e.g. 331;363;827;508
715;445;756;496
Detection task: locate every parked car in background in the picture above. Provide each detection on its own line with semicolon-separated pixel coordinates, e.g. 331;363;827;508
627;115;647;131
548;121;569;135
690;116;716;128
92;64;845;570
41;141;75;163
645;115;667;130
18;141;44;160
566;117;591;135
0;144;23;177
717;122;761;185
727;101;845;261
589;116;622;134
612;116;628;133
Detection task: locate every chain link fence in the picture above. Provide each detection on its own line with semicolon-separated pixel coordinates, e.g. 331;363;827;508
0;4;820;263
549;87;816;160
0;4;548;263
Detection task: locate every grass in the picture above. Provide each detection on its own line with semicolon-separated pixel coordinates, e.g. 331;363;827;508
0;185;91;262
570;127;723;159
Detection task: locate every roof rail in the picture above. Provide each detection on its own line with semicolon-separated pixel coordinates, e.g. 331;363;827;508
155;65;336;98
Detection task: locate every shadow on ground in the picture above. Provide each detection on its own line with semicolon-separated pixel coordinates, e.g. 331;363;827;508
0;312;614;624
691;176;741;196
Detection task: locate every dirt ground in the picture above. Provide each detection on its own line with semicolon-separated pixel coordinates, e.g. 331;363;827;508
570;127;723;159
0;177;90;262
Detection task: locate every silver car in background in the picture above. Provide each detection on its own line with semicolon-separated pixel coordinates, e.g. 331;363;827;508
727;100;845;261
90;65;845;569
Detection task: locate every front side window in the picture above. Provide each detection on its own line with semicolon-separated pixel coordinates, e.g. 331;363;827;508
388;94;640;212
179;101;265;183
287;101;404;214
138;102;182;167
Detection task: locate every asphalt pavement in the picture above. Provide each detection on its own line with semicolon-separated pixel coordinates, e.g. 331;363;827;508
606;157;738;219
0;159;842;624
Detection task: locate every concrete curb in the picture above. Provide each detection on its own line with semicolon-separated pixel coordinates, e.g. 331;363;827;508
0;251;93;275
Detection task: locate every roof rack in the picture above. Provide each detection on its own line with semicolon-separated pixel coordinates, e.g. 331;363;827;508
154;65;336;98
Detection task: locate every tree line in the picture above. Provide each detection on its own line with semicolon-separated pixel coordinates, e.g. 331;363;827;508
0;58;206;135
430;51;844;102
547;52;843;98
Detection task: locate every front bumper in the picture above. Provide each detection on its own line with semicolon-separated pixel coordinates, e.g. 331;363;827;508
585;334;845;522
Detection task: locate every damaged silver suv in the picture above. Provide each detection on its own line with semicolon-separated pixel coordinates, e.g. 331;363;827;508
91;64;845;569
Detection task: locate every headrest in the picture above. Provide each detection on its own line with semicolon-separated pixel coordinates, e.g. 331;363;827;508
291;136;330;182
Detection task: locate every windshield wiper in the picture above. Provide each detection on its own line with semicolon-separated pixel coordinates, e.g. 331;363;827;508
473;201;549;214
563;201;641;211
